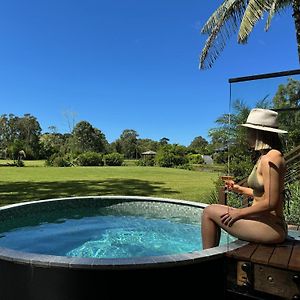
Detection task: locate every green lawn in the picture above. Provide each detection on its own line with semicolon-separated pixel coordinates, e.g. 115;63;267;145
0;163;220;206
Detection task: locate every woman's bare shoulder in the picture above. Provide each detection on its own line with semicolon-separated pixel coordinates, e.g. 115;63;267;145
261;149;284;167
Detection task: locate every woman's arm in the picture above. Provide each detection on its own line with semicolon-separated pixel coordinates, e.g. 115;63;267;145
226;181;254;197
232;184;253;197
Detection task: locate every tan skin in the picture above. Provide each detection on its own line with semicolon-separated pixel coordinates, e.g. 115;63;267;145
201;128;287;249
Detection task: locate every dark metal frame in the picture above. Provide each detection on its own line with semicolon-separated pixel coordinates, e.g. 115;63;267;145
229;68;300;112
228;68;300;83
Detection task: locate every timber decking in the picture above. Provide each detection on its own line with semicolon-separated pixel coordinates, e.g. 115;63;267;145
225;232;300;299
226;237;300;271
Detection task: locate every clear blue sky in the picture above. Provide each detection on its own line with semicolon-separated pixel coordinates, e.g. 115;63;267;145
0;0;298;146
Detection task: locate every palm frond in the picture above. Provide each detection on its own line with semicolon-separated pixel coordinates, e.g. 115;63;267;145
265;0;291;31
238;0;273;44
200;0;247;69
201;0;244;34
265;0;279;30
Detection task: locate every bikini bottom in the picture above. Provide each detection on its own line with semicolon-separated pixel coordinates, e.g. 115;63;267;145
274;218;288;234
248;214;288;235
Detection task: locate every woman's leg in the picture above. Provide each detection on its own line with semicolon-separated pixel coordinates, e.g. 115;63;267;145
201;204;223;249
201;204;287;250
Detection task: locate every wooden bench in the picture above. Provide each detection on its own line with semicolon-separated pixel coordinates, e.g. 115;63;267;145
225;236;300;299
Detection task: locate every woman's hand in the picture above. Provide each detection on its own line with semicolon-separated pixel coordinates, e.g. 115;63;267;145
220;208;242;227
225;180;241;194
224;180;234;190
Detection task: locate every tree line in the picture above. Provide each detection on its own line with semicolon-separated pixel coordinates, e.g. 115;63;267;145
0;78;299;176
0;114;209;162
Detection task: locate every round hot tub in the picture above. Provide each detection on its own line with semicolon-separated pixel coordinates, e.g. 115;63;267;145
0;196;244;299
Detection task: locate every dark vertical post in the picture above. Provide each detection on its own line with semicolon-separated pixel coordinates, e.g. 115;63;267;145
219;186;227;206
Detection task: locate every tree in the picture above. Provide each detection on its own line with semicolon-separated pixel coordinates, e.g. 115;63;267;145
118;129;139;159
109;140;122;154
155;144;188;168
0;114;10;157
188;136;209;153
17;114;42;158
0;114;42;159
137;138;159;154
70;121;108;154
272;78;300;149
200;0;300;69
63;110;77;132
39;133;68;159
48;125;58;134
159;137;169;145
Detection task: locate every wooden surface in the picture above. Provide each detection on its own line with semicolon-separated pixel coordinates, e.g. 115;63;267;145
226;237;300;271
225;235;300;299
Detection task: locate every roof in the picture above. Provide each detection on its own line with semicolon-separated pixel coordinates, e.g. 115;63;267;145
202;155;213;164
141;150;156;155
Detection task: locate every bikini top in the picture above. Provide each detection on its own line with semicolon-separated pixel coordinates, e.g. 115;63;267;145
247;160;264;197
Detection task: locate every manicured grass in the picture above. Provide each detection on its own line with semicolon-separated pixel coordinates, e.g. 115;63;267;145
123;159;138;166
0;164;219;206
0;159;45;167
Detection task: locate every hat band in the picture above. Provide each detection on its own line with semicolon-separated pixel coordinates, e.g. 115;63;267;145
246;122;278;129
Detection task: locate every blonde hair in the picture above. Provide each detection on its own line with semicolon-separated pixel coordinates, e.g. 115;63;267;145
254;130;282;151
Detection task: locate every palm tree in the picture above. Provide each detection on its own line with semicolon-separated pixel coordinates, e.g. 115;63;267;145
200;0;300;69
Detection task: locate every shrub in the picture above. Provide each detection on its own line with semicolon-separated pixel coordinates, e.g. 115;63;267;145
15;159;25;167
284;182;300;225
76;152;104;166
137;157;155;166
104;153;124;166
45;153;72;167
187;153;204;164
155;146;188;168
52;156;72;167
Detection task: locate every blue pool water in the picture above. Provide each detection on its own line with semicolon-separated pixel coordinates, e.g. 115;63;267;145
0;199;235;259
0;213;232;258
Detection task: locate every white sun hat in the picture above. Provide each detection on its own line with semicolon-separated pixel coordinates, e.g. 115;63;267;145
241;108;288;134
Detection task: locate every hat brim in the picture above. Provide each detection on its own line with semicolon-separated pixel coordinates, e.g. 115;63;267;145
240;123;288;134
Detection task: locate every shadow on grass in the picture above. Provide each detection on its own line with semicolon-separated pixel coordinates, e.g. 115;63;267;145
0;178;179;205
